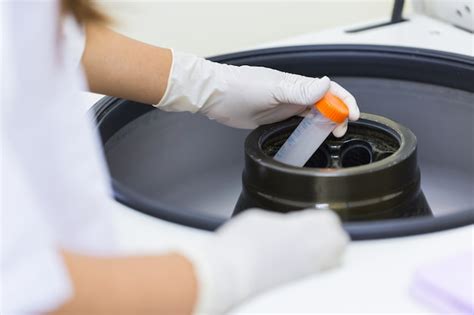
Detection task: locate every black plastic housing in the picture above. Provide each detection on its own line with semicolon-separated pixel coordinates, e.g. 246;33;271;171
234;114;431;220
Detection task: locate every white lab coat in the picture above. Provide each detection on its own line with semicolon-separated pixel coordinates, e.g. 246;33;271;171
1;1;117;313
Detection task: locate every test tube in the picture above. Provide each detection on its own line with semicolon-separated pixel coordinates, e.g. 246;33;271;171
274;93;349;167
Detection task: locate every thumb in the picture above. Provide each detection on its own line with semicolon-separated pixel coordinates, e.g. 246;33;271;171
275;75;330;106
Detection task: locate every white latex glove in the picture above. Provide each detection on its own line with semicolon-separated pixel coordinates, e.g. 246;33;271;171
179;209;349;314
155;51;360;136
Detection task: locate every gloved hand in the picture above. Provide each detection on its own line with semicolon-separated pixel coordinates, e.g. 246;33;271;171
155;51;359;137
179;209;349;314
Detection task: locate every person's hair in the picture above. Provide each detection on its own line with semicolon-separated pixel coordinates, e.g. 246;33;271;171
61;0;109;24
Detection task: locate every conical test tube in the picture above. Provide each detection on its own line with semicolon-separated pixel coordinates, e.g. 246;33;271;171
274;93;349;167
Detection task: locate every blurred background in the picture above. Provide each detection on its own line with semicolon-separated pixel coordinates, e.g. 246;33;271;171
96;0;413;56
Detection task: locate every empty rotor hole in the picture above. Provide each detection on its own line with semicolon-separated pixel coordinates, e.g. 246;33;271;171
340;141;373;167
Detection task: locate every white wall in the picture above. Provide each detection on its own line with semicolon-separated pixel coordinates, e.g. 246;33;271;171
97;0;408;56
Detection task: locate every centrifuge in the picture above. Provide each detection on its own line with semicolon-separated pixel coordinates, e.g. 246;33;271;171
87;1;473;312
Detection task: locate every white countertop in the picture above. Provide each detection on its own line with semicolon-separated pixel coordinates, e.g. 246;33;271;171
232;225;473;314
256;15;474;57
108;199;472;314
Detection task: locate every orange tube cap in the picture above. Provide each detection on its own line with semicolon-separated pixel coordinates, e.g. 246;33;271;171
315;93;349;124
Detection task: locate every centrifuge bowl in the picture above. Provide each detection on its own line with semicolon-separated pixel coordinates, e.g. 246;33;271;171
92;45;474;240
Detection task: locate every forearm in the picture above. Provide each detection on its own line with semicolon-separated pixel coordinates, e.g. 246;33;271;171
51;251;197;315
81;22;172;105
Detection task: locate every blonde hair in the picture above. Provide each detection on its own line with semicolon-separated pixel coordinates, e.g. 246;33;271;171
61;0;109;24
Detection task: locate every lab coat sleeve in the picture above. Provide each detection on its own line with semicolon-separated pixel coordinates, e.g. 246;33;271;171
1;1;117;254
1;1;118;312
1;150;73;314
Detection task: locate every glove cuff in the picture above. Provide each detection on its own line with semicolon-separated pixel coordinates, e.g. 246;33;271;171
179;244;233;315
177;240;243;315
154;50;216;113
154;48;176;109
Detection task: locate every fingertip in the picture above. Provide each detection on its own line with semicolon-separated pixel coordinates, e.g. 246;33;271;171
332;122;347;138
329;81;360;121
329;80;343;94
349;107;360;121
309;76;330;102
342;94;359;121
319;76;330;86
